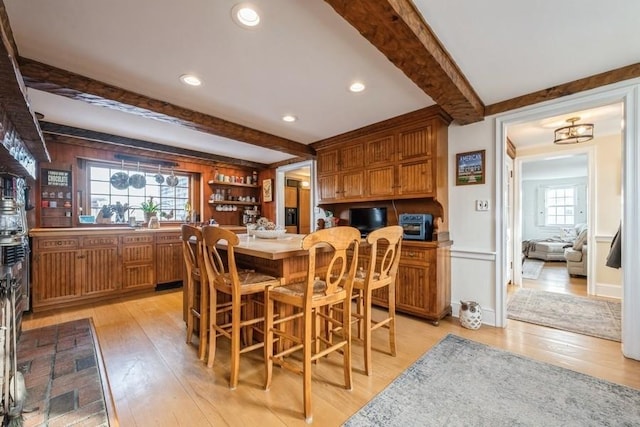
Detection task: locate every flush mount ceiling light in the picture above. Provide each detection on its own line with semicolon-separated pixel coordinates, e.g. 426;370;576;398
349;82;366;93
232;4;260;27
553;117;594;144
282;114;297;123
179;74;202;86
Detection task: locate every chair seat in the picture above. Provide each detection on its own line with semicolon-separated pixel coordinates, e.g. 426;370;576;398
270;279;328;297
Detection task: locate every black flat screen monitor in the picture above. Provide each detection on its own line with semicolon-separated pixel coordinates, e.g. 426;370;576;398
349;207;387;237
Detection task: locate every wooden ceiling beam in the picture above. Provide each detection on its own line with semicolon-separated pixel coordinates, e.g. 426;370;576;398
18;58;315;159
40;122;268;169
324;0;484;125
485;62;640;116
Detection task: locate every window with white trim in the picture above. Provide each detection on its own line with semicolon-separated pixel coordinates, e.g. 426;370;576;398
544;186;575;226
87;162;190;223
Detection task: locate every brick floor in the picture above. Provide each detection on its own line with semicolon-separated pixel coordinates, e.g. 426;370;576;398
17;319;109;427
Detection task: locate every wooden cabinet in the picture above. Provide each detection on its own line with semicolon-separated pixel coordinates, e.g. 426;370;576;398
31;229;183;312
299;188;311;234
121;234;155;290
285;186;297;208
32;237;82;307
367;241;452;325
317;142;365;202
81;235;120;297
316;117;445;203
155;232;184;284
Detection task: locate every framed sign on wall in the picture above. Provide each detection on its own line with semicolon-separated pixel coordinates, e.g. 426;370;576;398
456;150;486;185
262;178;273;202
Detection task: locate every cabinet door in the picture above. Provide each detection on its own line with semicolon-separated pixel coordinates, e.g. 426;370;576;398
83;247;120;296
395;262;431;316
318;174;340;203
397;127;432;161
365;135;395;166
397;159;434;196
298;188;311;234
317;149;340;175
156;243;184;284
340;143;365;170
285;186;298;207
32;250;82;307
366;165;395;198
341;170;365;199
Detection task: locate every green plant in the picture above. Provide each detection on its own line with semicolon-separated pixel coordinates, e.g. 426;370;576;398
140;197;159;214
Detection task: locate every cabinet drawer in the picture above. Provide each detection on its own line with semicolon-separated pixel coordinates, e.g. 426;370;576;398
82;236;119;248
400;247;431;263
36;237;79;251
155;233;182;244
121;234;154;245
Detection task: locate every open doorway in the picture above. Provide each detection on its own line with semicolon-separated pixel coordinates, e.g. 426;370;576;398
503;103;623;340
275;160;315;235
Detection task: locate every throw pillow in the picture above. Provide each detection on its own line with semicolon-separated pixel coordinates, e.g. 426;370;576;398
573;228;588;251
561;227;577;240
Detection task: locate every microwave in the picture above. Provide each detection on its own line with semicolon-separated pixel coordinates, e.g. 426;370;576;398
399;213;433;241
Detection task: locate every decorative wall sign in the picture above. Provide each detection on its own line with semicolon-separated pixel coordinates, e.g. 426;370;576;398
456;150;485;185
45;169;70;186
262;178;273;202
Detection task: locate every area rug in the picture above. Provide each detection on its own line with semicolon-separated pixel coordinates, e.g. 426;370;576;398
521;258;544;279
343;334;640;426
507;288;621;341
17;318;114;426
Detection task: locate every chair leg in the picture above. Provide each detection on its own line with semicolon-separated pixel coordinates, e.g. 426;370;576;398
363;289;373;376
230;293;242;390
264;290;274;391
198;280;208;361
342;300;352;391
388;283;397;357
207;288;218;368
303;307;313;423
186;278;194;345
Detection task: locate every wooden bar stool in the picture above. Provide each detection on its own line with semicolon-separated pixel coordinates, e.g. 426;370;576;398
181;224;208;361
201;225;282;389
351;225;403;375
264;226;360;423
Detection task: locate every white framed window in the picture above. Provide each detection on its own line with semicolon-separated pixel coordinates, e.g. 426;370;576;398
544;186;575;226
87;162;190;223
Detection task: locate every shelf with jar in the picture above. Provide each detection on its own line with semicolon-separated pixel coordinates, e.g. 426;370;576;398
207;179;259;188
208;200;259;206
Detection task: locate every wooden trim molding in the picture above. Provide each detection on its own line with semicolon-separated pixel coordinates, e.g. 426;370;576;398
485;62;640;116
324;0;484;125
506;138;516;159
18;58;315;159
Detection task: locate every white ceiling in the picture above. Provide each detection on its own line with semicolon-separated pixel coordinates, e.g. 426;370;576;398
5;1;640;163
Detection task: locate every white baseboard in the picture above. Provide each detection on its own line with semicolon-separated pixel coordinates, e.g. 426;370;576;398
595;282;622;299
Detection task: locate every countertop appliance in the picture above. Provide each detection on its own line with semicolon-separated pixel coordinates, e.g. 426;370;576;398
399;213;433;241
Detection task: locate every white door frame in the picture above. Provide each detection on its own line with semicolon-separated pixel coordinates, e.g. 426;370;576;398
513;147;595;294
494;78;640;360
275;160;316;228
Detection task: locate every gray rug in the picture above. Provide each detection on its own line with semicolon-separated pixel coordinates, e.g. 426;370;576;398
521;258;544;279
344;334;640;426
507;288;621;341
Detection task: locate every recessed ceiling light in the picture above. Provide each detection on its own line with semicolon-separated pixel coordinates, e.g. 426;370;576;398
179;74;201;86
349;82;366;93
232;4;260;28
282;115;297;123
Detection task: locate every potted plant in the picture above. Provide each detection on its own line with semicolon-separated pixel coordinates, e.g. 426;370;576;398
141;197;160;223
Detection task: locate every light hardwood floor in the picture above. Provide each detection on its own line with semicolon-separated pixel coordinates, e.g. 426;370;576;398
23;288;640;427
519;260;588;296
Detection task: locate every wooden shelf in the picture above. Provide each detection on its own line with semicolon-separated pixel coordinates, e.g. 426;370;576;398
208;180;259;188
208;200;260;206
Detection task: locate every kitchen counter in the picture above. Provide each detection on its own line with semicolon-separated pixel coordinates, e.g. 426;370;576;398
29;224;246;237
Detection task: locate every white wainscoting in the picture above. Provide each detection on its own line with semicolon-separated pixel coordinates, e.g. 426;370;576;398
451;248;497;326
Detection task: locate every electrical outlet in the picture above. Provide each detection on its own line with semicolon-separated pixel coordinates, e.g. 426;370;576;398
475;200;490;211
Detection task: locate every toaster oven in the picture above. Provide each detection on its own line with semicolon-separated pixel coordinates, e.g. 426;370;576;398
399;213;433;241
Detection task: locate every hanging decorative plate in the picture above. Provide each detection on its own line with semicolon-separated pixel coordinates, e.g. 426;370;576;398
129;162;146;189
166;168;179;187
110;161;129;190
154;165;165;184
